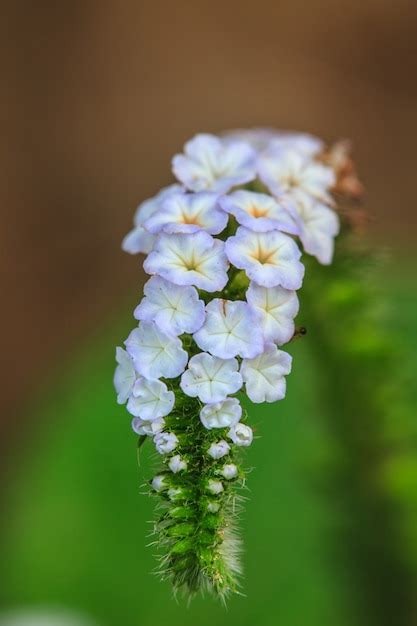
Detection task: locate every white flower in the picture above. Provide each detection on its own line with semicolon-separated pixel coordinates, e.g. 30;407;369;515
193;298;264;359
154;431;178;455
228;422;253;447
125;322;188;379
246;282;299;345
144;231;229;293
207;501;220;513
225;227;304;290
200;398;242;430
208;440;230;459
268;131;324;157
131;417;165;436
224;128;323;157
223;128;279;152
122;184;182;254
219;190;299;235
126;378;174;420
294;192;340;265
180;353;242;403
134;276;205;336
258;149;335;206
207;479;224;495
168;454;187;473
152;475;167;492
113;347;136;404
241;343;292;403
144;191;228;235
172;133;256;193
222;463;238;480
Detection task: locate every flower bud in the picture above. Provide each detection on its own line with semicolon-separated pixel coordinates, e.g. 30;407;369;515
207;479;224;495
168;454;187;473
207;440;230;459
151;475;167;492
154;432;178;455
222;463;238;480
228;422;253;447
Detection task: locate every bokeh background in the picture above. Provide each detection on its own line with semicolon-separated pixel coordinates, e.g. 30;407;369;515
1;1;417;625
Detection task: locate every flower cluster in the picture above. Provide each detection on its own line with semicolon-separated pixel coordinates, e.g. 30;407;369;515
114;129;361;598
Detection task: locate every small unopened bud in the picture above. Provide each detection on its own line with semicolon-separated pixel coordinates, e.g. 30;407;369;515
151;475;167;492
208;440;230;459
222;463;238;480
168;454;187;473
207;479;224;495
154;432;178;455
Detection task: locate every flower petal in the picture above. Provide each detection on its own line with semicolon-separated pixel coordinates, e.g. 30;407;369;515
246;282;299;345
134;276;205;336
144;231;229;292
225;227;305;289
125;321;188;379
241;343;292;403
180;352;242;403
193;298;264;359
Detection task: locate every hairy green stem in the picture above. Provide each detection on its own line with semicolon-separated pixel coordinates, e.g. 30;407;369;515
150;390;245;599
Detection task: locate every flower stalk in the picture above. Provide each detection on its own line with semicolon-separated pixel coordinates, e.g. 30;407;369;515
114;129;363;599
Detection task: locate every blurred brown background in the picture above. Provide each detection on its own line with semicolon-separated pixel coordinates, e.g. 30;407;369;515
1;0;417;446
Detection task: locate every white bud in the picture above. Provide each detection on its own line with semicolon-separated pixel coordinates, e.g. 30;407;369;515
168;454;187;473
208;440;230;459
154;431;178;455
228;422;253;447
131;417;165;436
222;463;238;480
151;475;167;492
207;479;224;495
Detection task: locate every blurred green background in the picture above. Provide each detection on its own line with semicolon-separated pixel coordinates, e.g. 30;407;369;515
2;1;417;624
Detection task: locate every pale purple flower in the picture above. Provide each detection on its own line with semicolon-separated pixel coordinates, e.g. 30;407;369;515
267;131;324;157
200;398;242;430
295;192;340;265
131;417;165;436
126;378;174;420
172;133;256;193
241;343;292;403
122;184;182;254
225;128;323;157
258;149;335;205
246;282;299;345
144;231;229;292
134;276;205;336
125;322;188;379
114;347;136;404
180;352;242;403
193;298;264;359
219;190;299;235
225;226;304;289
144;191;228;235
